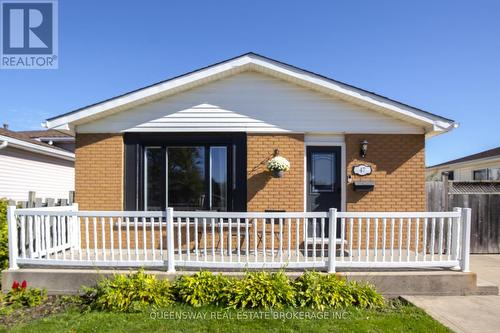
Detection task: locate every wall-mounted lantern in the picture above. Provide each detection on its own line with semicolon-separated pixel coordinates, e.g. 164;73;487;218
360;139;369;158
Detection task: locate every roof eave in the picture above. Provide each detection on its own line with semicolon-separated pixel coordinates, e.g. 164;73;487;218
0;134;75;161
44;53;456;134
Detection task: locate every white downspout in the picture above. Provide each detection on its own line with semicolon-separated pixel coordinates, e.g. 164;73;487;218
0;140;8;150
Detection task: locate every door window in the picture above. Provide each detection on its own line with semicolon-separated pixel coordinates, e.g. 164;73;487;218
311;152;335;192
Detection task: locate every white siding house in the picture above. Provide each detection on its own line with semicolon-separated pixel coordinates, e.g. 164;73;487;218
426;147;500;181
0;129;75;202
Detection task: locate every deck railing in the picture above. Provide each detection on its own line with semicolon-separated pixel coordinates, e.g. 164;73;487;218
7;206;472;272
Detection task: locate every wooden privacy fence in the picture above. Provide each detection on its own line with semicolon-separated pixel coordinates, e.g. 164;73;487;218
7;206;472;272
426;180;500;253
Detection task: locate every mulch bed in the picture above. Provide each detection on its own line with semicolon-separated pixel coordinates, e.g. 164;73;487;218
0;296;81;328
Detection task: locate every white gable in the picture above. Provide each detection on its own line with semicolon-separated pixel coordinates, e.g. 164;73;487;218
77;72;423;134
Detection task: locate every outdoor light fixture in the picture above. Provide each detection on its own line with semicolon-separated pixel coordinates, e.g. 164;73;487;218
360;140;368;158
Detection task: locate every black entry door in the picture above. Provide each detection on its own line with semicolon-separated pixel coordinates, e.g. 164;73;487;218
306;146;342;212
306;146;342;239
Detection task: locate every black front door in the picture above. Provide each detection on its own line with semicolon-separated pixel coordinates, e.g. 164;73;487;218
306;146;342;239
306;146;342;212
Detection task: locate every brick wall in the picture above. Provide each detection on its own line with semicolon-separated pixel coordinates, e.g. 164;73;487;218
345;134;425;212
345;134;425;249
75;133;123;210
247;134;304;212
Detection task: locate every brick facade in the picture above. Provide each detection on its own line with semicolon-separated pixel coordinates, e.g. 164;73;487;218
345;134;425;212
247;134;304;212
345;134;426;249
75;133;124;210
74;132;425;251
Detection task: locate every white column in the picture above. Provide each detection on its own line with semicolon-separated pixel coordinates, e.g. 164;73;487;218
328;208;337;273
7;206;18;270
460;208;472;272
166;208;176;273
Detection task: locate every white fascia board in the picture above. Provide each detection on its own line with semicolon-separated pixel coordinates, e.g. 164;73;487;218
44;54;455;134
0;135;75;161
247;55;454;131
44;56;252;130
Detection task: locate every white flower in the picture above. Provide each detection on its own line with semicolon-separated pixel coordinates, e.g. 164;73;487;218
267;156;290;172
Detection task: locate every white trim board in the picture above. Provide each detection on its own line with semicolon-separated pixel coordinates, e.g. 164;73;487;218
44;53;456;137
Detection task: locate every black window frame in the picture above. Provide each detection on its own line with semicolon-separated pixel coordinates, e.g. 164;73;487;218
473;169;488;181
124;133;246;211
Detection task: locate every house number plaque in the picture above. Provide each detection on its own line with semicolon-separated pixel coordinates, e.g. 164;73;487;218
353;164;372;176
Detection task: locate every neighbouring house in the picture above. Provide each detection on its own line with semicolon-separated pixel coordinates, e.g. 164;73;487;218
0;127;75;202
6;53;484;296
426;146;500;181
43;53;456;213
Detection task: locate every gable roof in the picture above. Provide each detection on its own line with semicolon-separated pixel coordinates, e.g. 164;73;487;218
0;128;74;161
428;146;500;169
43;52;457;137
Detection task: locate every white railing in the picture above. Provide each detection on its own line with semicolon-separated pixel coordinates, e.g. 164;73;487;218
6;206;472;273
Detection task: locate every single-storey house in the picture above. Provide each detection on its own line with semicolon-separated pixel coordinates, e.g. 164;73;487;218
427;146;500;181
43;53;456;213
6;54;485;295
0;127;74;202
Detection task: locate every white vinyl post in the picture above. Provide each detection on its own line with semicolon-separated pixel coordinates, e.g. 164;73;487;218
328;208;337;273
71;203;80;249
460;208;472;272
451;207;461;263
7;206;19;270
166;207;175;273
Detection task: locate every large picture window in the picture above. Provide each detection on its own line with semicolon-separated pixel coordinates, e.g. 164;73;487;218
142;145;230;211
124;133;246;212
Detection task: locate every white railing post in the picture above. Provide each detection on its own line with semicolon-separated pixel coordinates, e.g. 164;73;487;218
71;203;80;249
451;207;461;263
460;208;472;272
7;205;19;270
166;207;175;273
328;208;337;273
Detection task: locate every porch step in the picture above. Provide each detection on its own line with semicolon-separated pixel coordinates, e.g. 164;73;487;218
472;279;499;295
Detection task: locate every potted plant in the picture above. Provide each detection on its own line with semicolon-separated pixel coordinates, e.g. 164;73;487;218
266;156;290;178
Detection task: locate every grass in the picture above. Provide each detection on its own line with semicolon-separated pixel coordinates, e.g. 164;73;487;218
1;302;451;333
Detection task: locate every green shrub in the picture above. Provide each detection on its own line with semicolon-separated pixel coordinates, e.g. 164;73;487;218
349;280;385;309
0;198;8;271
174;271;230;307
226;271;296;309
3;280;47;308
82;269;174;312
294;271;355;310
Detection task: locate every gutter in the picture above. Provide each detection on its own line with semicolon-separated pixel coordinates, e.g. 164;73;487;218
0;140;8;150
0;135;74;161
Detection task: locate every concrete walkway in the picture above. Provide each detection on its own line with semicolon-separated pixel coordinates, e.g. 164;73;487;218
405;255;500;333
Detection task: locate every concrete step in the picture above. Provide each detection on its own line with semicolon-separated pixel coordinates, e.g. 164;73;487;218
471;279;499;296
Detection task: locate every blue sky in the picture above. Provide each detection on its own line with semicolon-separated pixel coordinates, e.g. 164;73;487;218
0;0;499;166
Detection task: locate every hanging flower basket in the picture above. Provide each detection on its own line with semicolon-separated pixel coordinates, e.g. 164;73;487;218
267;156;290;178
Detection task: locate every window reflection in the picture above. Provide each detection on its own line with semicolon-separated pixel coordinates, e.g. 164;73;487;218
211;147;227;211
312;152;335;192
145;147;163;211
168;147;205;210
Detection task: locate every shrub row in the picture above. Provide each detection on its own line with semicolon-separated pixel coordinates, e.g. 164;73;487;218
83;270;385;312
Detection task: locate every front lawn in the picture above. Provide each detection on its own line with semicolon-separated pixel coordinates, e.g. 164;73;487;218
1;303;450;333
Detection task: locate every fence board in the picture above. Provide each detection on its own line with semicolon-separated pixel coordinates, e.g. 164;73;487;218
427;181;500;254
